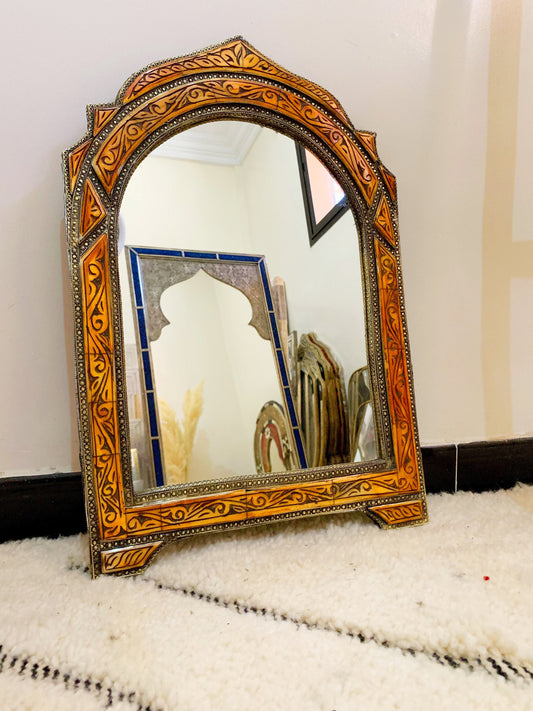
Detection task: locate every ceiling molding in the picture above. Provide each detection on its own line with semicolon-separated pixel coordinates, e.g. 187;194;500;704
150;122;261;166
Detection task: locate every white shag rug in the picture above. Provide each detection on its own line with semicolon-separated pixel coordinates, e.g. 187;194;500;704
0;486;532;710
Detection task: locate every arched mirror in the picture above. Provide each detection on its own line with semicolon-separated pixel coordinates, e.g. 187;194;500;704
120;122;369;491
63;38;427;577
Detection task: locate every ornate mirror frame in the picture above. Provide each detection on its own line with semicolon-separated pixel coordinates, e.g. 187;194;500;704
63;37;428;578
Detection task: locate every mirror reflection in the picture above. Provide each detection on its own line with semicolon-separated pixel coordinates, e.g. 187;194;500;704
119;121;375;491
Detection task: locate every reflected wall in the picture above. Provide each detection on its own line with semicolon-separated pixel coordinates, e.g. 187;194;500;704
119;123;369;490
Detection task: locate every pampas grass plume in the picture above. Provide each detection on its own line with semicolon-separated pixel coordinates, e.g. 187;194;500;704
159;380;204;484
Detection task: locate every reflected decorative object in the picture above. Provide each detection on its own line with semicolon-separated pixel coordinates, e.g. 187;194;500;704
63;37;428;577
158;390;203;486
254;401;294;473
296;333;349;467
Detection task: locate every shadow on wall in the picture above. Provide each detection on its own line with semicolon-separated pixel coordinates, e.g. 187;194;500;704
60;216;81;470
0;169;79;475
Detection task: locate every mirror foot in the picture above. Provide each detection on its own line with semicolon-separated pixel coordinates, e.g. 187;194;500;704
99;541;163;576
367;499;428;529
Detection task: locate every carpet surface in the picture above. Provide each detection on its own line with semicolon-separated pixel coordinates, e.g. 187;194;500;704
0;486;531;710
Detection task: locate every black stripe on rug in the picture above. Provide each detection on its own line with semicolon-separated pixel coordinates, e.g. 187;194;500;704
136;571;532;684
0;643;161;710
67;563;533;685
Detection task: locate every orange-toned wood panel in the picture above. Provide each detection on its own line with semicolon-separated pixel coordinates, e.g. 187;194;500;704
68;140;91;193
92;455;126;538
380;165;397;202
331;471;400;502
86;351;114;403
89;400;119;458
370;499;425;526
376;240;420;492
157;490;248;531
245;473;400;520
80;180;105;238
81;235;114;355
93;79;377;205
123;38;350;125
246;482;334;519
93;107;119;135
356;130;378;161
125;506;165;535
117;471;401;539
374;195;396;247
82;235;126;538
101;542;162;574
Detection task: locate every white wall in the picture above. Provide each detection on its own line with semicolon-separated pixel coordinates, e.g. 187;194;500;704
1;0;531;476
119;153;282;479
511;0;533;435
118;153;251;346
239;128;367;383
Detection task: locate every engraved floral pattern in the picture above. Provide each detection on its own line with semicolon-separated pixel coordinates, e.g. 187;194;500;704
101;542;162;573
80;180;105;237
370;500;424;525
122;38;350;125
68;140;91;193
374;194;396;247
94;79;377;203
376;240;420;491
82;235;126;538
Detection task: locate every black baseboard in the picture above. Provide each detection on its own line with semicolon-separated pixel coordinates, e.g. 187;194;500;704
422;437;533;494
0;472;86;543
457;437;533;492
420;444;457;494
0;437;531;542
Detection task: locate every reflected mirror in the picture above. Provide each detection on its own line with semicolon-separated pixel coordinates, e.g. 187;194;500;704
118;123;373;491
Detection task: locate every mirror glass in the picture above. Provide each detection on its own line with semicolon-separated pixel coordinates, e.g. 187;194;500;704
118;121;374;491
304;147;345;222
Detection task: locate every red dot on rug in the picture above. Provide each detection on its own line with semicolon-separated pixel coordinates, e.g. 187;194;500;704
483;576;490;581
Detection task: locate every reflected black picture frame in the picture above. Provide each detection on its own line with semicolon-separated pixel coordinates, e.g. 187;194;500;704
295;143;350;246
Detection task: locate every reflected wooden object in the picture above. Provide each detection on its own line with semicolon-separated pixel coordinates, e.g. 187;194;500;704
296;333;349;468
254;401;294;474
63;37;428;577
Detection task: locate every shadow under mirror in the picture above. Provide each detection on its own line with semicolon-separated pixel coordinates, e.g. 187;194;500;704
118;121;377;492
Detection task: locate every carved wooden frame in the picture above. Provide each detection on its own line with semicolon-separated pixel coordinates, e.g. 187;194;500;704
63;37;428;577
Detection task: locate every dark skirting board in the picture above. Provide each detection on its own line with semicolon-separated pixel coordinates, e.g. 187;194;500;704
0;438;531;542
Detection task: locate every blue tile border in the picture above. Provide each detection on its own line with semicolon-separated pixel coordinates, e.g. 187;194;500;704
134;247;184;258
129;250;144;307
136;309;148;350
183;250;218;259
219;253;261;262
